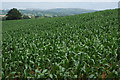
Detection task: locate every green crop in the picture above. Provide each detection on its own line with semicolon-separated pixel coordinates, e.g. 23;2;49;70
2;9;120;79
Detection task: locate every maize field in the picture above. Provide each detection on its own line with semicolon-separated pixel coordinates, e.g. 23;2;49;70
2;9;120;79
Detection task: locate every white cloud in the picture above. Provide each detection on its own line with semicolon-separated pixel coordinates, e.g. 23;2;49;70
2;0;120;2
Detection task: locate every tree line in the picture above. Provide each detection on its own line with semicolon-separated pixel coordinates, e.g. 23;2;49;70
2;8;31;20
1;8;62;21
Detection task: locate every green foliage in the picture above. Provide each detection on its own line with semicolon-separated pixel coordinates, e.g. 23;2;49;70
22;15;30;19
6;8;22;20
2;9;120;78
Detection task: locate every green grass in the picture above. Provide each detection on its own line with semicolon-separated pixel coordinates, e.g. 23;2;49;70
2;9;120;78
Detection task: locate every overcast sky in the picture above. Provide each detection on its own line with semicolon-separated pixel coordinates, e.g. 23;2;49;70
1;0;120;2
2;2;118;10
1;0;119;10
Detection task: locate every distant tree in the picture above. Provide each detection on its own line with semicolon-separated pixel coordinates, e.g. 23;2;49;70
35;16;39;18
2;17;7;21
22;15;31;19
6;8;22;20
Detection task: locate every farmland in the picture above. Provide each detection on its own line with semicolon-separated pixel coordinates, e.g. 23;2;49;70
2;9;120;78
1;8;96;17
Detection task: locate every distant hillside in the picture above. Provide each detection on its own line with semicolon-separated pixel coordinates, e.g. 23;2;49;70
45;8;96;15
1;8;96;17
41;8;96;16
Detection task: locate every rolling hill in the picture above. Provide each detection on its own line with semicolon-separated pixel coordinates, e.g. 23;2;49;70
1;8;96;17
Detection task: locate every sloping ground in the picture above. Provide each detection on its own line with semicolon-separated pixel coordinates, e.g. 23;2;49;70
2;9;120;78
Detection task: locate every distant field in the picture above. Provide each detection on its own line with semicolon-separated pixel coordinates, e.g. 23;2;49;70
0;15;6;17
2;9;120;78
0;15;6;20
1;8;96;17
